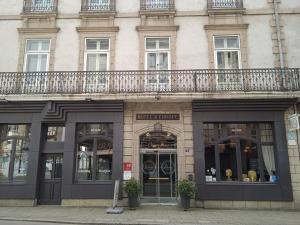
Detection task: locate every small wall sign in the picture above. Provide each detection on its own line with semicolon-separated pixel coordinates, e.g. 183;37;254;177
123;162;132;180
136;114;180;120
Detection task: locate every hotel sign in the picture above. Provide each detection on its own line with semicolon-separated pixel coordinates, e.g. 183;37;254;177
136;114;180;120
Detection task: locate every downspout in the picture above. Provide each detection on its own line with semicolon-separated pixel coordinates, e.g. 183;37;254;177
273;0;285;68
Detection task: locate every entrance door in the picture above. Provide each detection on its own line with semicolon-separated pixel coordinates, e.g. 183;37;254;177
38;154;63;205
141;152;177;203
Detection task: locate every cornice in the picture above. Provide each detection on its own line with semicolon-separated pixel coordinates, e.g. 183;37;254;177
204;24;249;30
18;27;60;34
76;26;119;33
207;8;246;15
79;11;116;18
139;10;176;17
136;25;179;32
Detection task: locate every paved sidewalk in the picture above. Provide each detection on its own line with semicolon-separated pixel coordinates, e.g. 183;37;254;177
0;205;299;225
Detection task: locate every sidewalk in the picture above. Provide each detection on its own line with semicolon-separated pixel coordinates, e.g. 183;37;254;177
0;205;300;225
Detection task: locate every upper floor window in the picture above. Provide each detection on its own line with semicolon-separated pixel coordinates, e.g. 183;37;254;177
82;0;114;11
214;36;241;69
0;125;31;182
23;0;56;13
141;0;174;11
24;39;51;72
145;37;170;70
47;126;65;142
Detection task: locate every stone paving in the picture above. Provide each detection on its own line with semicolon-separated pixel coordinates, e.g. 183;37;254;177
0;206;299;225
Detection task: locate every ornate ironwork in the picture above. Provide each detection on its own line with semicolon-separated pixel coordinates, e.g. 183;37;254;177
140;0;175;11
81;0;116;12
0;69;299;95
207;0;243;9
23;0;58;13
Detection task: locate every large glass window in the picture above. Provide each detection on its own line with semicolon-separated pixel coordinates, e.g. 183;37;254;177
76;123;113;181
204;123;277;183
0;125;31;182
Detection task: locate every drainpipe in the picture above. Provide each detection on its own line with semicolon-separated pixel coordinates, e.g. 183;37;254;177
273;0;284;68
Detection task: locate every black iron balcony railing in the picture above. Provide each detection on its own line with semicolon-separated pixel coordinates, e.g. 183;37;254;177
81;0;116;12
207;0;243;9
0;69;299;95
140;0;175;11
23;0;58;13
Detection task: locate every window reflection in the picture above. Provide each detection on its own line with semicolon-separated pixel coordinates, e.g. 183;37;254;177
76;123;113;181
47;126;65;142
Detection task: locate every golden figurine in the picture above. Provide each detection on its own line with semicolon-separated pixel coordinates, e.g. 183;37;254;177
225;169;232;181
248;170;257;182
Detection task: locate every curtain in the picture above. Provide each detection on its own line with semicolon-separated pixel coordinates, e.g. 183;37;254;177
262;145;276;176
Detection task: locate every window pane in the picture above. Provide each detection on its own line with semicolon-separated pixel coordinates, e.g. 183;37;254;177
40;54;48;71
259;123;273;142
99;39;109;50
47;127;65;142
240;139;259;182
219;139;238;181
217;52;225;69
86;54;97;71
86;39;98;50
0;125;30;138
54;156;63;179
96;139;113;180
26;40;39;51
226;51;239;69
158;53;168;70
0;140;12;181
215;37;225;48
205;144;216;182
77;139;93;180
13;139;29;180
98;54;108;71
146;39;156;50
227;37;239;48
147;53;157;70
158;38;169;49
262;145;277;182
26;55;39;72
44;156;53;179
41;40;50;51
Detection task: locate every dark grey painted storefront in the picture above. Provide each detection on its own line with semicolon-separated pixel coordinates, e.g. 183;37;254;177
193;99;294;201
0;101;124;202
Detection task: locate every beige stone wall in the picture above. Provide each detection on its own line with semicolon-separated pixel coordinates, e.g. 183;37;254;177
123;102;194;181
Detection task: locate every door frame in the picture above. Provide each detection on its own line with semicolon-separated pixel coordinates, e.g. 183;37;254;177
140;149;178;203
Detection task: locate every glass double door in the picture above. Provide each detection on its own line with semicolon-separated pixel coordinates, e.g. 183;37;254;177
141;152;177;203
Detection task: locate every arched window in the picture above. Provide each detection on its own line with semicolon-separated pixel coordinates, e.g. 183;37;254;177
140;131;177;149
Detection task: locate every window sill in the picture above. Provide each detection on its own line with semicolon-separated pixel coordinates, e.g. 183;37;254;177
0;181;26;185
74;180;113;185
205;181;278;185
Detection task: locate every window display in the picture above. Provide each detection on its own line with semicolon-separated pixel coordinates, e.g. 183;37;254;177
204;123;277;183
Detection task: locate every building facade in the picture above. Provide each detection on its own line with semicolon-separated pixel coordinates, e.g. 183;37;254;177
0;0;300;209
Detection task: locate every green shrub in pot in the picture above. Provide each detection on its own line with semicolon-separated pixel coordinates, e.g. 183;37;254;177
124;178;141;210
178;179;195;210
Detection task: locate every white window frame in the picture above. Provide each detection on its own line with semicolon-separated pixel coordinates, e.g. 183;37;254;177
144;37;171;92
23;39;51;72
84;38;110;92
23;39;51;93
213;35;242;90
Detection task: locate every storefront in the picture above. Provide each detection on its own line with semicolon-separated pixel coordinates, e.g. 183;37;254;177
193;99;294;202
0;101;124;206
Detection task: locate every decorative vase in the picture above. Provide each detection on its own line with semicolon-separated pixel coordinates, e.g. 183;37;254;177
127;193;139;210
180;195;191;211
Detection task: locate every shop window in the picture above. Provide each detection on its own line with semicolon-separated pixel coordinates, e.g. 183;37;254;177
46;126;65;142
204;123;277;183
0;124;31;182
76;123;113;181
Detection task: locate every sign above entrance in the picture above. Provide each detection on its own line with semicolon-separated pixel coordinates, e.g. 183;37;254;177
136;114;180;120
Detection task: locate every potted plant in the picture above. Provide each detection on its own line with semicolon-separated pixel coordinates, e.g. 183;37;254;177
178;179;195;210
124;178;141;210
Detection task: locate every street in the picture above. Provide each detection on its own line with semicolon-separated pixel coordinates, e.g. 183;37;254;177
0;221;77;225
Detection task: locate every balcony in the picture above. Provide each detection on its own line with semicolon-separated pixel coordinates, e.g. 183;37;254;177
81;0;116;12
23;0;57;13
140;0;175;11
0;69;299;95
207;0;243;9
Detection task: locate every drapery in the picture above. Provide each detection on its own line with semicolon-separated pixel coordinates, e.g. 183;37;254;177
262;145;276;176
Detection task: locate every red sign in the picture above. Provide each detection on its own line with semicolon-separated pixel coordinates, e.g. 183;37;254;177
123;162;132;171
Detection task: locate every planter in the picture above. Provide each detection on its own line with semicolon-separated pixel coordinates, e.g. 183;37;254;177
127;193;139;210
180;195;191;211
